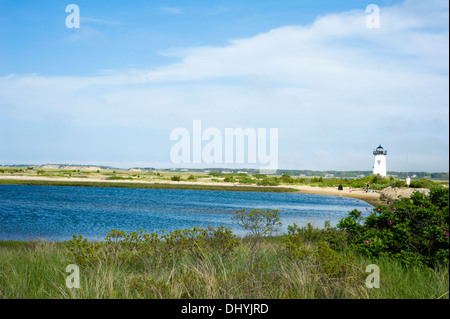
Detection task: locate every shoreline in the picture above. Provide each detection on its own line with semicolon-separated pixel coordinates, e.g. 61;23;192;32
0;175;382;206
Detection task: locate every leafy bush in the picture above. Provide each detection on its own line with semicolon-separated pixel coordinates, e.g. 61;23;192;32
282;224;311;261
281;174;294;184
313;241;363;280
223;175;236;183
337;187;449;267
285;222;325;243
65;234;103;265
256;177;280;186
232;208;282;238
159;226;239;260
238;176;255;184
65;225;240;267
171;175;181;181
409;178;439;189
389;180;406;188
232;208;282;267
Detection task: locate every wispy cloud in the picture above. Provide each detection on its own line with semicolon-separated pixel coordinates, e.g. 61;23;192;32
1;0;448;170
160;7;182;15
63;16;127;43
81;16;128;26
64;25;106;43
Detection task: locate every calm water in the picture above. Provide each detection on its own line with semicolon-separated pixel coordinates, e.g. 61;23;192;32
0;184;373;241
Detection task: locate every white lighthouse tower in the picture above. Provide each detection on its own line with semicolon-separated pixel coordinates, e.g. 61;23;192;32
373;145;387;177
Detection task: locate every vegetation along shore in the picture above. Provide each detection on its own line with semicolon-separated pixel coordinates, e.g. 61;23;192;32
1;166;447;206
0;166;448;299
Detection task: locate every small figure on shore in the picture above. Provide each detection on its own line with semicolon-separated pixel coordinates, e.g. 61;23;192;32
365;181;370;193
349;187;352;193
338;183;343;197
406;176;411;188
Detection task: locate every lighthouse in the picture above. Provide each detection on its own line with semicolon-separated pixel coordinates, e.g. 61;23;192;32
373;145;387;177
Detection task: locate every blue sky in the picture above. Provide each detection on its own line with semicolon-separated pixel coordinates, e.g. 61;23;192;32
0;0;448;171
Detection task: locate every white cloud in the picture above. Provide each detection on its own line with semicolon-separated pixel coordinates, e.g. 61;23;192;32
0;0;448;170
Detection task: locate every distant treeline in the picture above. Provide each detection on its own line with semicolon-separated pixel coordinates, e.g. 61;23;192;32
1;165;448;180
274;170;449;180
163;169;449;180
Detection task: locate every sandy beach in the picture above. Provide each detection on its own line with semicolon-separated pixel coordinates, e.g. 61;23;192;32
0;175;383;206
287;184;382;206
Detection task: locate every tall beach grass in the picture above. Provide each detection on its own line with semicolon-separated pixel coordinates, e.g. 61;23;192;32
0;238;447;299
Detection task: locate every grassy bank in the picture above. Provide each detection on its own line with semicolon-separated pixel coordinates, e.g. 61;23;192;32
2;167;446;207
0;178;296;193
0;237;447;299
1;166;447;191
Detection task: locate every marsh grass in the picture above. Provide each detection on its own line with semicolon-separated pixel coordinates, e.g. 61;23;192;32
0;179;295;193
1;237;447;299
0;241;68;298
359;256;449;299
2;167;447;195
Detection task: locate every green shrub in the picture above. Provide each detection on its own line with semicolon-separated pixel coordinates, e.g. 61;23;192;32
232;208;282;267
337;187;449;267
223;175;236;183
232;208;282;238
65;225;240;267
238;176;255;184
389;180;407;188
282;224;310;261
313;241;362;279
285;222;325;243
65;234;104;265
256;177;279;186
409;178;439;189
281;174;294;184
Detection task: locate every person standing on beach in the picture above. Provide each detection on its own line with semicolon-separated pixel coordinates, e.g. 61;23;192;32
338;183;343;197
366;181;370;193
406;176;411;188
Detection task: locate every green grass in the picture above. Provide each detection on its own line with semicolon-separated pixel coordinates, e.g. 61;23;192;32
0;237;447;299
360;256;449;299
2;167;446;191
0;179;296;193
0;241;70;298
